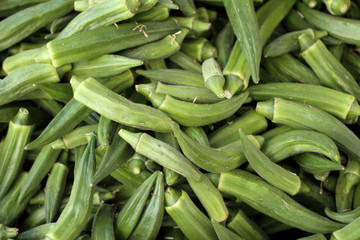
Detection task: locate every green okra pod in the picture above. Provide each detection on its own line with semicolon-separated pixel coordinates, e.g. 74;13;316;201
325;205;360;224
72;77;173;132
173;0;196;16
163;17;211;36
239;128;303;196
0;63;59;107
45;162;69;223
0;0;74;52
92;204;115;240
0;108;33;199
17;223;55;240
331;215;360;240
136;69;205;87
211;219;243;240
47;22;181;67
336;170;355;213
262;54;320;85
37;83;73;104
297;2;360;45
215;23;235;68
165;188;218;240
115;172;158;239
209;110;268;148
181;38;217;62
227;209;270;240
261;129;340;163
256;98;360;160
343;156;360;193
97;116;117;147
121;28;188;61
353;184;360;209
51;125;97;149
18;144;61;202
324;0;351;15
0;224;18;239
218;170;345;234
224;0;261;83
299;31;360;102
45;137;96;240
119;129;202;181
196;7;217;22
247;82;360;120
152;92;249;127
132;7;170;22
129;172;164;240
22;206;46;230
127;155;146;175
298;234;327;240
168;51;202;73
202;58;226;98
70;54;143;78
183;126;209;146
171;122;247;173
50;13;77;34
144;160;162;172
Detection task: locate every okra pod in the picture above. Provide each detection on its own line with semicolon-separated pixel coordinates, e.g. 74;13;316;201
97;116;117;147
163;17;211;36
325;206;360;224
181;38;217;62
218;170;345;233
202;58;225;98
0;224;18;239
45;137;96;240
212;219;243;240
324;0;351;15
173;0;196;16
343;156;360;193
215;23;235;68
51;125;97;149
92;204;115;240
0;108;33;199
17;223;55;240
331;215;360;240
119;129;202;181
132;7;170;22
168;51;202;73
183;126;209;146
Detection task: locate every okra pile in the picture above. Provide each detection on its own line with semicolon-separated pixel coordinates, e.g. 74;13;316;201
1;0;360;239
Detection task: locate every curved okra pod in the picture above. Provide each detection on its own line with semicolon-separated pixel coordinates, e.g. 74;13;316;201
187;171;229;222
72;77;173;132
202;58;225;98
331;215;360;240
45;136;96;240
325;205;360;224
92;204;115;240
45;161;69;223
297;2;360;45
299;32;360;102
153;92;249;127
25;70;134;150
121;29;189;61
294;153;345;178
97;116;117;147
171;122;247;173
137;69;205;87
336;171;355;213
209;110;268;148
17;223;55;240
247;82;360;120
47;22;181;67
70;55;143;78
181;38;217;62
238;128;303;196
37;83;73;104
0;108;33;199
168;51;202;74
227;209;270;240
324;0;351;15
0;63;59;107
264;28;327;57
18;144;61;203
129;172;164;239
183;126;209;146
165;188;218;240
51;125;97;149
262;54;320;85
0;0;74;52
172;0;196;17
224;0;261;83
115;172;158;239
0;224;18;239
22;207;46;230
155;82;222;104
256;98;360;160
261;130;340;163
119;129;202;181
218;170;345;233
211;219;243;240
215;23;235;68
343;156;360;193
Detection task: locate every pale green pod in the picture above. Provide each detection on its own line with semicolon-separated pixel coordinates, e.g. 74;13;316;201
181;38;217;62
202;58;225;98
331;215;360;240
51;125;97;149
168;51;202;74
212;219;243;240
324;0;351;15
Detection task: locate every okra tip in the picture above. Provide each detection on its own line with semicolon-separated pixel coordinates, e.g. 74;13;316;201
12;108;31;125
164;187;182;207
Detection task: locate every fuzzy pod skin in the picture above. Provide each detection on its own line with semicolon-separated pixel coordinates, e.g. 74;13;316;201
47;22;181;67
92;204;115;240
45;137;96;240
256;98;360;160
45;162;69;223
0;63;60;107
0;108;33;199
129;172;164;240
18;144;61;203
119;129;202;181
72;77;173;132
219;170;345;234
224;0;261;83
247;82;360;120
25;70;134;150
0;0;74;52
297;2;360;45
165;188;218;240
115;172;158;239
209;110;268;148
